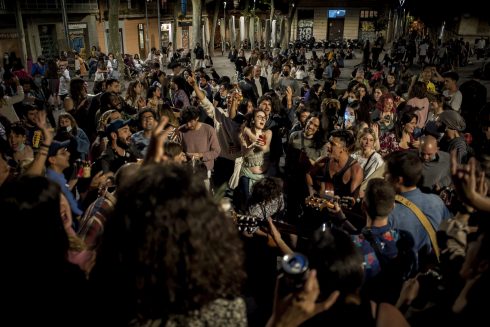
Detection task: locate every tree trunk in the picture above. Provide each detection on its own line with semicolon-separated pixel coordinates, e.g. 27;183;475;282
108;0;120;55
209;1;219;57
280;3;296;51
269;0;274;25
173;1;178;52
191;0;202;63
267;0;274;51
14;1;27;66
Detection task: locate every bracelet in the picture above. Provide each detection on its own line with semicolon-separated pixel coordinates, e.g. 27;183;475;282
40;142;51;148
39;151;48;156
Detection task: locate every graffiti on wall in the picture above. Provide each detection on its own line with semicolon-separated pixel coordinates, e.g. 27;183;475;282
298;20;313;41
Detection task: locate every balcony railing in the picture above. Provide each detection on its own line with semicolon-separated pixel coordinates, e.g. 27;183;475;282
18;0;99;11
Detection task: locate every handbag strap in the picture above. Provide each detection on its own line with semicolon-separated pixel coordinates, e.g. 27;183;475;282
395;195;440;261
363;151;376;175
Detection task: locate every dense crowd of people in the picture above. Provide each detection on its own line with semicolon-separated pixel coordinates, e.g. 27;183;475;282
0;35;490;326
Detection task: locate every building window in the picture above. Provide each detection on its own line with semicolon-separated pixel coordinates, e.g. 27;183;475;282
138;24;145;50
360;10;378;19
328;9;346;19
299;9;314;19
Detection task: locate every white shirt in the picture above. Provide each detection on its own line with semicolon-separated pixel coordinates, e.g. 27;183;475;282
59;69;71;96
443;89;463;112
254;77;263;97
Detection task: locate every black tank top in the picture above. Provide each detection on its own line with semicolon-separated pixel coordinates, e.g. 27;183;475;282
322;156;358;198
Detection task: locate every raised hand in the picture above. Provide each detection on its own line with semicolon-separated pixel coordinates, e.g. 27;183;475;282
137;97;146;109
451;150;490;212
144;116;170;164
186;73;196;87
35;110;54;145
396;277;420;310
451;150;477;202
267;270;340;327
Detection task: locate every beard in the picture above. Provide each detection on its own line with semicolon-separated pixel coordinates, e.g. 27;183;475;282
116;137;130;149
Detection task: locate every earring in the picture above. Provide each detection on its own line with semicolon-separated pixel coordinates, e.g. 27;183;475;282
251;120;255;124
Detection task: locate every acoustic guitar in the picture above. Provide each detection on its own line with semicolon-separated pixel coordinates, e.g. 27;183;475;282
304;195;361;233
304;195;358;211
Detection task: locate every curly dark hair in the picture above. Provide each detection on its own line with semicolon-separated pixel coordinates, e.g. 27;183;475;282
93;164;245;322
248;176;284;207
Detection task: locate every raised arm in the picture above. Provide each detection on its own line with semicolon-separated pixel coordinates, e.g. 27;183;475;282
187;73;206;102
229;90;242;119
24;110;53;176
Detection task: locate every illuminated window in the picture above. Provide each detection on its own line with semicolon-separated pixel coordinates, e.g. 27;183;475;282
328;9;346;19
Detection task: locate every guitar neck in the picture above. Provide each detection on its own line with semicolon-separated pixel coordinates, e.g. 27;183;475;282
234;213;298;236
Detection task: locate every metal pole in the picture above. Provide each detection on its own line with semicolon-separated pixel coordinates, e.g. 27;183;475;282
157;0;161;51
145;0;150;52
60;0;70;50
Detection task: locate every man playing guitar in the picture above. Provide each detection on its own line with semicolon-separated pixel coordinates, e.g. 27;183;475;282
306;129;364;199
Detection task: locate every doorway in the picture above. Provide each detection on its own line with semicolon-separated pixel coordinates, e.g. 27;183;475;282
182;26;189;49
328;19;344;41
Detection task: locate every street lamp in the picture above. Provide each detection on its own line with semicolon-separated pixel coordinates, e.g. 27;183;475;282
223;2;227;55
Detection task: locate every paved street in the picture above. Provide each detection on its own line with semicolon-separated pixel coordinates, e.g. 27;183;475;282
90;48;489;101
175;49;490;101
176;49;364;91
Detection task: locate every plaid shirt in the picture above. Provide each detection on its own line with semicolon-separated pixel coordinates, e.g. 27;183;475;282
77;191;116;250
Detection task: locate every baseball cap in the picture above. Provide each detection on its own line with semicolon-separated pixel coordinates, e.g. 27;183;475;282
105;119;131;136
48;140;71;157
438;110;466;132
